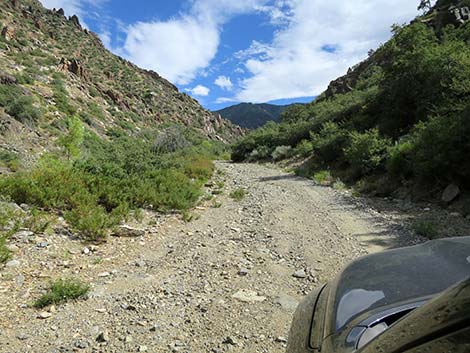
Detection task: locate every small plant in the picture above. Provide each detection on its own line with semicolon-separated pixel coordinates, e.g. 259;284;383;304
211;200;222;208
412;219;439;239
230;188;247;201
23;208;51;234
0;237;11;264
333;179;346;190
33;278;90;309
182;210;199;223
313;170;332;185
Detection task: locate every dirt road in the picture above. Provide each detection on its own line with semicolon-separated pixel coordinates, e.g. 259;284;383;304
1;162;417;353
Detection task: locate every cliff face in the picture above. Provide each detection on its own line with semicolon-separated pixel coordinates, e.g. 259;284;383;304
0;0;243;158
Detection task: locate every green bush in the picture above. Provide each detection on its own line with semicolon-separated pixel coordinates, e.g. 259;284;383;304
294;140;314;158
52;77;76;115
271;145;293;161
344;129;391;177
34;278;90;309
313;170;333;185
412;219;439;239
6;96;42;124
0;127;216;240
311;122;349;164
0;150;21;171
386;139;415;179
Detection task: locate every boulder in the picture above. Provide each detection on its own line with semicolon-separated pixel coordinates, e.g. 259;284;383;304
69;15;81;28
1;26;15;41
0;71;18;85
442;184;460;203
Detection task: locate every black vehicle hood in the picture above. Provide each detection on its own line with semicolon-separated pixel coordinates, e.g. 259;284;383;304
332;237;470;332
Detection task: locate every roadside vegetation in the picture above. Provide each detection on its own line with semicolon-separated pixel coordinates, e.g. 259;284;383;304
230;188;247;201
232;16;470;199
34;278;90;309
0;118;228;242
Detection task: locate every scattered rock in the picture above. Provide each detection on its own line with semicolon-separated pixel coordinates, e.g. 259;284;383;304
274;294;299;311
238;268;249;276
12;230;34;242
232;289;266;303
6;244;19;253
292;269;307;279
73;340;88;349
15;274;25;287
112;225;145;238
82;247;90;255
5;259;20;268
442;184;460;203
36;242;49;248
96;330;109;343
16;333;29;341
222;336;238;346
138;346;148;352
0;70;17;84
275;336;288;343
37;312;52;319
98;272;111;278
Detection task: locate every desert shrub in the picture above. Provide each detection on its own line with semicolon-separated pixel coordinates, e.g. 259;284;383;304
408;108;470;185
386;139;415;179
294;140;314;158
34;278;90;309
0;236;10;264
5;96;41;124
0;150;21;171
0;85;41;124
313;170;333;185
230;188;247;201
153;127;191;154
248;145;271;161
271;145;293;161
412;219;439;239
344;129;391;177
311;122;349;164
15;73;34;85
52;77;76;115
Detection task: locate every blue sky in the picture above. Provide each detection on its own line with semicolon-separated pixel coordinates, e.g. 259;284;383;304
39;0;423;110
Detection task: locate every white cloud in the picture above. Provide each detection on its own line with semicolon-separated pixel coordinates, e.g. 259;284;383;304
215;97;237;104
122;18;219;85
214;76;233;90
235;0;421;103
187;85;210;96
118;0;269;85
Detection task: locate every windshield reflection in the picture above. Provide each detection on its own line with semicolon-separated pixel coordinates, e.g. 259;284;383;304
336;289;385;329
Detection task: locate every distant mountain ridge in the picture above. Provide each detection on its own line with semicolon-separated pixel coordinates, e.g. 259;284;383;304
215;103;301;129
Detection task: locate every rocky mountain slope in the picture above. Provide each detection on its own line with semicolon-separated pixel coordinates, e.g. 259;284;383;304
0;0;242;162
233;0;470;205
214;103;298;129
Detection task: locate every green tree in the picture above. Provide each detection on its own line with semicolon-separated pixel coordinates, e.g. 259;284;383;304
58;116;84;160
418;0;432;12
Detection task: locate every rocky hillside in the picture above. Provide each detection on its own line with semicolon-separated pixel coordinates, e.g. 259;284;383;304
214;103;300;129
233;0;470;205
0;0;242;161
